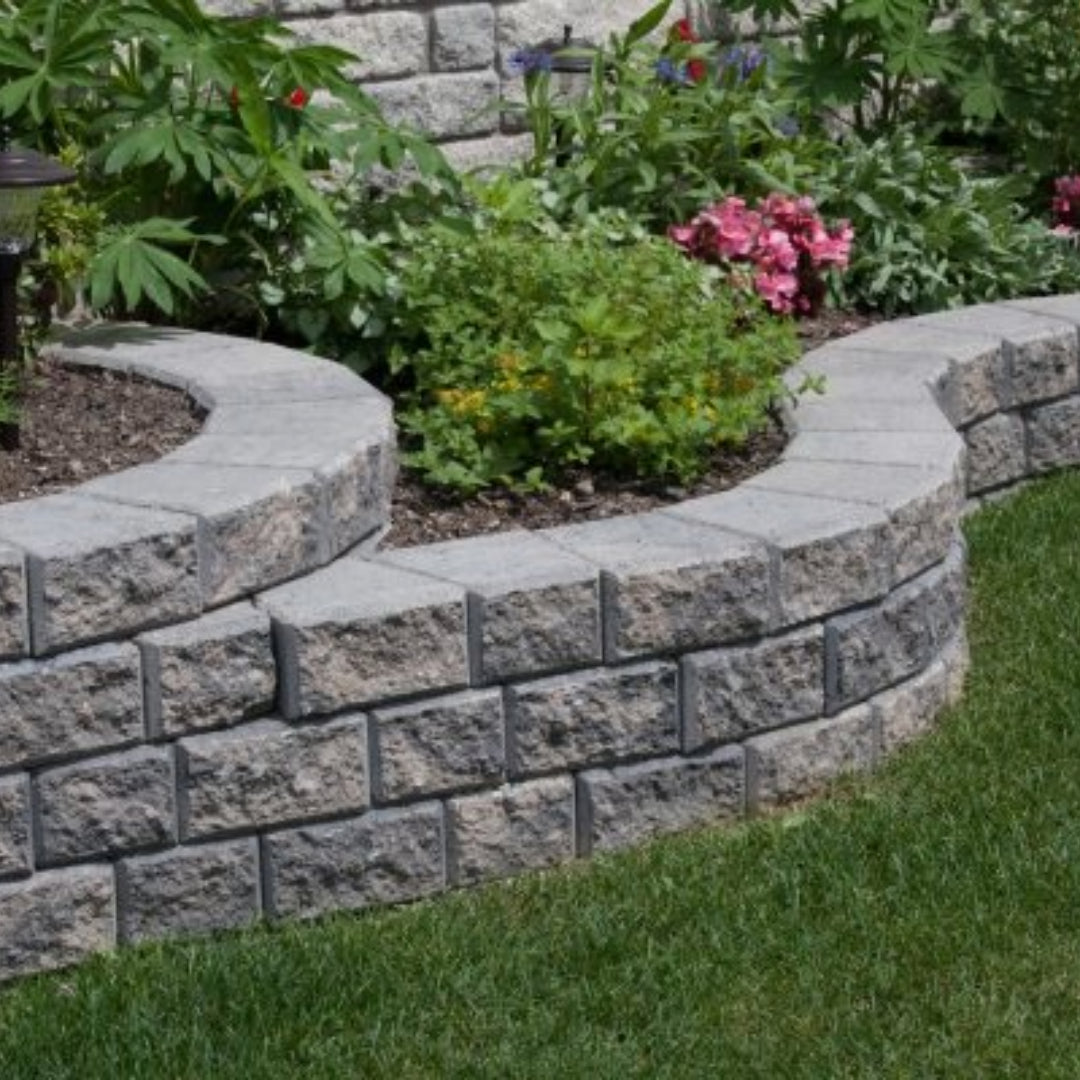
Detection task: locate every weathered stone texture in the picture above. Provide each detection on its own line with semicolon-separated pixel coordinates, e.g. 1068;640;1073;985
433;4;496;71
447;776;575;885
369;72;500;139
683;627;824;749
179;717;368;839
508;662;679;776
747;705;877;809
0;865;115;982
578;746;745;855
0;775;31;880
34;746;176;865
0;643;142;770
0;544;25;660
1005;332;1078;407
264;803;445;919
935;350;1006;427
290;13;428;81
827;548;965;711
1028;397;1080;473
139;602;276;738
117;839;261;943
372;690;504;803
964;413;1027;493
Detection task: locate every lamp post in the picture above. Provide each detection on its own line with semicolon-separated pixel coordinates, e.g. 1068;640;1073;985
0;131;76;448
528;25;601;165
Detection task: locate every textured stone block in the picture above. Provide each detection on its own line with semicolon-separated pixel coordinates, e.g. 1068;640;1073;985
117;839;261;944
827;547;966;711
0;493;199;655
369;71;500;139
447;776;575;886
379;531;600;682
35;746;176;865
0;543;25;660
936;350;1008;427
139;602;276;738
262;558;468;719
682;627;824;749
964;412;1027;493
289;13;428;81
433;4;495;70
784;430;965;470
372;690;504;803
0;775;31;880
747;705;877;809
496;0;665;59
577;746;745;855
0;643;142;770
1028;397;1080;473
179;716;368;840
546;513;771;660
0;865;115;982
508;662;679;776
263;803;445;919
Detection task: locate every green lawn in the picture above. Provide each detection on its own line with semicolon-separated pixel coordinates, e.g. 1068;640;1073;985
4;471;1080;1079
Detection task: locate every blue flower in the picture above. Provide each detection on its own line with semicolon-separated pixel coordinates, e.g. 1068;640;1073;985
776;115;800;138
508;49;554;77
720;44;767;82
654;57;688;85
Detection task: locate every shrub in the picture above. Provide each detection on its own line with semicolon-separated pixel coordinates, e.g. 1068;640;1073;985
387;220;800;494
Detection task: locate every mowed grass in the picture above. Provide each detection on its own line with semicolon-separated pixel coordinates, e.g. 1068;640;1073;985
5;472;1080;1079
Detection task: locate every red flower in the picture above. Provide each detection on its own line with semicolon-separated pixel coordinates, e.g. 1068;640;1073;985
670;17;700;43
228;85;240;111
286;86;309;109
687;58;707;83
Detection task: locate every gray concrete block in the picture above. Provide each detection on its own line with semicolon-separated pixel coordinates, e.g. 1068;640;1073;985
34;746;176;865
577;746;745;855
1027;396;1080;473
507;662;679;776
289;13;428;81
0;543;26;660
433;4;495;70
117;838;261;944
545;513;771;660
261;558;468;719
682;626;824;749
0;865;115;982
0;493;200;655
263;803;445;920
788;394;955;434
964;412;1027;493
179;716;368;840
447;776;575;886
379;531;601;682
80;462;328;606
874;649;953;756
139;602;277;738
0;643;142;770
827;546;966;711
369;71;500;139
0;774;31;880
747;704;877;809
783;429;965;471
372;689;505;803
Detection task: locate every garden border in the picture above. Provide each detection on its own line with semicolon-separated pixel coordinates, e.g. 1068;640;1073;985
3;294;1080;981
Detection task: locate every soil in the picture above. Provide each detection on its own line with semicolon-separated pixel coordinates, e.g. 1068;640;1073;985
0;309;881;546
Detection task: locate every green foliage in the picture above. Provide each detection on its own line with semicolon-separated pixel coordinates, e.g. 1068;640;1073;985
816;129;1080;313
387;219;799;493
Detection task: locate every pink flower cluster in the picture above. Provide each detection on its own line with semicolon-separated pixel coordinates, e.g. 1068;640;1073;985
668;194;854;315
1051;175;1080;234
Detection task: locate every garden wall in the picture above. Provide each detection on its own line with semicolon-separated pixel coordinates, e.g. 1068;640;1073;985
3;295;1080;981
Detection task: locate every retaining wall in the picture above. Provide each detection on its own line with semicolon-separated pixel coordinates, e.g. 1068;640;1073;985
2;296;1080;981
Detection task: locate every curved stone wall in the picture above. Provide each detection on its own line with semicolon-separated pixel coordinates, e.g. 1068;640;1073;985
3;295;1080;981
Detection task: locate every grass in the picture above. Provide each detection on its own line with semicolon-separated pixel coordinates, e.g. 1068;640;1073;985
4;470;1080;1078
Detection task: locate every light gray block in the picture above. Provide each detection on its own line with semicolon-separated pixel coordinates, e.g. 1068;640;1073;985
1027;397;1080;473
0;493;200;655
545;513;771;660
379;531;601;682
577;746;745;855
372;689;504;803
139;602;276;738
874;650;953;756
117;839;261;944
369;71;500;139
682;626;824;749
0;865;115;982
0;543;26;659
0;775;31;880
964;412;1027;493
507;662;679;776
179;716;368;840
80;462;328;606
0;643;142;770
936;350;1008;427
264;803;445;919
788;395;955;434
783;429;964;470
447;776;575;886
827;546;966;711
34;746;176;865
747;705;877;809
433;4;495;70
261;558;468;719
289;13;428;81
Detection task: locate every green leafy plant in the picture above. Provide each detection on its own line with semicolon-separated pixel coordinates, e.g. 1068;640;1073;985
387;219;799;493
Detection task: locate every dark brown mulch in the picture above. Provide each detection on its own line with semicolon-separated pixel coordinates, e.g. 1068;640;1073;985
0;359;205;503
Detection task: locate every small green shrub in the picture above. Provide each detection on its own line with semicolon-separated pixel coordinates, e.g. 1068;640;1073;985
388;221;799;493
